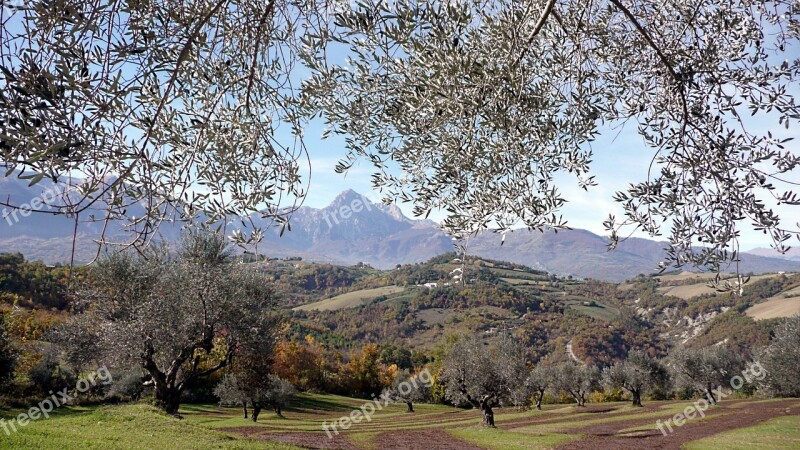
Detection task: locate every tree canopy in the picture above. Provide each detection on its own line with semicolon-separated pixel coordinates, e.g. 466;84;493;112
2;0;799;273
440;335;528;426
66;231;283;414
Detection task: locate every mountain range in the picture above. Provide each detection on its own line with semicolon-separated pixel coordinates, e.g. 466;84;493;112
1;178;798;281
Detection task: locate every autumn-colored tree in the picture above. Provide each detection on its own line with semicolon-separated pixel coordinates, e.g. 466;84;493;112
271;337;326;392
344;344;385;398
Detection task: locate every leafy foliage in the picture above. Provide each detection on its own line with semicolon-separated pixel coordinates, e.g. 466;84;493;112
552;361;600;406
668;345;745;403
2;1;798;275
0;314;16;387
0;253;72;309
757;315;800;397
441;335;528;425
215;373;295;421
602;350;668;406
303;0;800;273
0;0;314;249
382;369;432;412
67;231;282;413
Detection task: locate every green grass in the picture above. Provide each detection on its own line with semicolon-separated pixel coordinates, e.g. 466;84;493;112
563;299;621;321
509;402;698;434
292;285;405;311
0;404;299;449
2;395;795;449
489;268;549;280
447;426;579;450
500;277;540;285
684;415;800;450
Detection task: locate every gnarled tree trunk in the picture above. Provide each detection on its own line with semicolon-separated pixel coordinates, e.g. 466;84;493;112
572;391;586;407
406;401;414;413
632;389;642;407
479;397;495;427
242;400;248;419
153;383;182;416
535;388;545;410
706;386;717;405
251;405;261;422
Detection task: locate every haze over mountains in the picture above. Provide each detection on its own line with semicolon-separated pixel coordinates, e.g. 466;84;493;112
2;178;798;281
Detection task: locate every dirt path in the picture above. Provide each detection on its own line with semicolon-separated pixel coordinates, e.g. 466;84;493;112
376;429;487;450
496;404;645;430
556;399;798;450
225;427;485;450
221;400;797;449
221;428;359;449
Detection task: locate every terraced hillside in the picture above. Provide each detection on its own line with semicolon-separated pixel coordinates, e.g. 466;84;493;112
283;255;800;363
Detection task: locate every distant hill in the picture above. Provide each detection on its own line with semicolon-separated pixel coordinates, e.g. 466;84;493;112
2;181;799;281
745;247;800;262
468;228;800;281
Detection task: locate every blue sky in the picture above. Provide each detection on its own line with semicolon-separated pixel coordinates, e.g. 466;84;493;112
292;14;800;254
299;113;800;252
2;6;797;253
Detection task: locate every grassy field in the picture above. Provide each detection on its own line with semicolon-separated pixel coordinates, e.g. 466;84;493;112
560;296;621;321
656;271;724;283
2;394;798;449
489;268;549;280
0;404;297;449
564;301;620;321
657;273;791;300
684;415;800;450
746;286;800;320
292;286;405;311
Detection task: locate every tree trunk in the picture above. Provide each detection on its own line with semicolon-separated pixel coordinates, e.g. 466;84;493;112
479;399;495;427
153;383;181;416
575;393;585;407
251;405;261;422
273;403;282;417
632;390;642;407
242;400;248;419
706;387;717;405
535;389;545;410
406;401;414;413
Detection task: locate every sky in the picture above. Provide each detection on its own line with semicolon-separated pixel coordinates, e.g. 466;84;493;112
286;7;800;254
2;4;798;254
296;111;800;253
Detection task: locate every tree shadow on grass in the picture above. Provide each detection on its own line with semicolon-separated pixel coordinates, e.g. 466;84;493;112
287;396;359;413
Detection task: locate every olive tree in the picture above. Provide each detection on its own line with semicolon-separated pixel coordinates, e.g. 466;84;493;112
756;315;800;398
70;231;282;415
553;362;599;407
0;0;321;251
215;373;295;421
668;346;744;404
382;369;432;413
441;336;527;426
603;350;668;407
525;363;556;410
3;1;799;275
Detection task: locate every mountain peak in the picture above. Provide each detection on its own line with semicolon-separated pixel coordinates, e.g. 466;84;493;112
327;189;370;207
